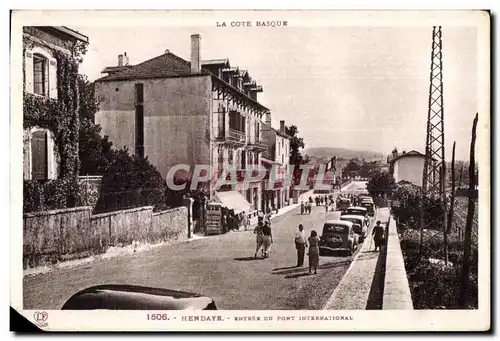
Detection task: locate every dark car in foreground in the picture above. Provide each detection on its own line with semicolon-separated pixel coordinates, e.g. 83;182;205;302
61;284;217;310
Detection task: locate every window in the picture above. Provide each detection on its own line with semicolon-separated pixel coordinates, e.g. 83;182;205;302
33;54;46;96
135;83;144;158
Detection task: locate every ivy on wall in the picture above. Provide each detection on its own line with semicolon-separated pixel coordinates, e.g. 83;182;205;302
23;34;86;211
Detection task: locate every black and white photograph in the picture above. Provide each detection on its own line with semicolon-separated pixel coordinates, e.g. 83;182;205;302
10;10;490;332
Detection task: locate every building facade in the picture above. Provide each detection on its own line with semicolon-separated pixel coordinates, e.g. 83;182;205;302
23;26;89;181
390;150;435;186
95;34;269;213
261;117;291;211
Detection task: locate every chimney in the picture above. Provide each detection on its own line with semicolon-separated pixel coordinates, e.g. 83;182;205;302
118;54;124;67
191;34;201;73
280;120;285;133
264;112;271;126
164;49;170;54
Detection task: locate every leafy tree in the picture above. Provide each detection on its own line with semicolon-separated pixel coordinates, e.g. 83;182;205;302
77;74;114;175
285;124;306;185
94;148;168;213
366;171;395;197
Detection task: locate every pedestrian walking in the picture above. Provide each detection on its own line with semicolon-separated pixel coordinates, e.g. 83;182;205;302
295;224;308;267
372;220;385;252
242;212;249;231
300;201;305;215
308;230;320;274
262;221;273;258
254;221;264;258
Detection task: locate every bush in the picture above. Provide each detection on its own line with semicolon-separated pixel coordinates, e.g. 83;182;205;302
94;148;168;213
23;177;80;213
399;227;478;309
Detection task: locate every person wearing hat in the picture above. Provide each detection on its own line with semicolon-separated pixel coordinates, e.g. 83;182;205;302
372;220;385;252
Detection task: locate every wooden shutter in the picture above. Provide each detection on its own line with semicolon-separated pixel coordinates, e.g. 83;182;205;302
31;130;48;180
49;58;58;99
24;51;34;93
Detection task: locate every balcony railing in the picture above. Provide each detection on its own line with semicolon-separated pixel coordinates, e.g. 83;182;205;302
227;128;246;144
248;137;267;150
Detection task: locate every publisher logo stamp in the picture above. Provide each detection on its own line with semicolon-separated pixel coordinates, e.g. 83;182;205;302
33;311;48;328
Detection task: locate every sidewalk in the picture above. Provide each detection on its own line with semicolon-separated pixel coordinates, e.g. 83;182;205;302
323;208;390;310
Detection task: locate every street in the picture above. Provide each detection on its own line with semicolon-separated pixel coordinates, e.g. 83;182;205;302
24;182;372;310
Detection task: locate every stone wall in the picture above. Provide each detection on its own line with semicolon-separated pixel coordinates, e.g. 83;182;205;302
152;207;189;244
383;215;414;309
23;206;189;269
23;206;93;268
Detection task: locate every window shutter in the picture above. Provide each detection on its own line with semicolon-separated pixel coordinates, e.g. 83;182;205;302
46;131;56;179
49;58;58;99
24;51;34;93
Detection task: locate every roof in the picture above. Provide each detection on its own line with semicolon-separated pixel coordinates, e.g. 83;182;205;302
96;52;210;82
390;150;436;163
201;59;229;66
96;51;270;112
347;206;367;211
53;26;89;43
324;220;353;226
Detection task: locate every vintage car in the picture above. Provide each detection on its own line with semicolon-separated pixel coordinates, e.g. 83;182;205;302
319;220;359;256
340;215;367;242
61;285;217;310
360;200;375;216
337;198;351;212
341;206;368;221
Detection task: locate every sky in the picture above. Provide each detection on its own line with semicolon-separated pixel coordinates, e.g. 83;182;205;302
75;25;478;161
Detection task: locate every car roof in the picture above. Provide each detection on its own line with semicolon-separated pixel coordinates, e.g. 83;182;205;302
341;215;365;220
348;206;367;211
324;220;353;226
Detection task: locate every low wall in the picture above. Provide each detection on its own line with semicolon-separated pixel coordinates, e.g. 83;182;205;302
151;207;189;244
383;215;414;309
24;205;189;269
23;206;93;268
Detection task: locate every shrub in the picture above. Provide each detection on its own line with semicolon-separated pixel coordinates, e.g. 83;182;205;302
94;148;167;213
23;177;80;213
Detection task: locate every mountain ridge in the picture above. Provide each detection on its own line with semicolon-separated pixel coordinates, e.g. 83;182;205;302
303;147;386;161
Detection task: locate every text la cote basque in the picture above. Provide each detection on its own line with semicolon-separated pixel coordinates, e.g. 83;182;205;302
216;21;288;27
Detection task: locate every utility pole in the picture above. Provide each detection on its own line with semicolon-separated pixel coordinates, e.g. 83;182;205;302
420;26;447;260
459;113;478;308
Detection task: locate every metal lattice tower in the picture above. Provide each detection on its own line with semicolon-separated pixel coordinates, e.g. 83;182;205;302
420;26;447;258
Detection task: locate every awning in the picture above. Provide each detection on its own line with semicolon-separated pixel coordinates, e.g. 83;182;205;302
214;190;252;214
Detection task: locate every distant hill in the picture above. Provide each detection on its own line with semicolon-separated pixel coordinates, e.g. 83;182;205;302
303;147;386;161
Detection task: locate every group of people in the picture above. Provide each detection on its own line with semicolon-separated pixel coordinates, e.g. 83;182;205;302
295;224;320;274
300;194;336;215
221;208;249;233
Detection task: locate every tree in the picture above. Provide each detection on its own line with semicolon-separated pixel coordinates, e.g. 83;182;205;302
285;125;305;165
77;75;113;175
366;171;395;197
285;125;306;185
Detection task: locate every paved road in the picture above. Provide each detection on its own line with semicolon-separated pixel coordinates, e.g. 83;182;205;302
24;182;368;310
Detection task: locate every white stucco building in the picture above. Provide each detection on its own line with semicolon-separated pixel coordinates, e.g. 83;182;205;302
390;150;433;186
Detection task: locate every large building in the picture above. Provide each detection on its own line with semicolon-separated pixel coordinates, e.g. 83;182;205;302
23;26;89;181
261;117;291;211
94;34;269;213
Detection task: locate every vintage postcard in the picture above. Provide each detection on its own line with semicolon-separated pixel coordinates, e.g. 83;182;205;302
10;10;490;332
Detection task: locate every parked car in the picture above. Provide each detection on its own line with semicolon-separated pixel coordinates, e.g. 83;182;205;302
319;220;359;256
340;215;367;242
341;206;368;222
61;285;217;310
360;200;375;216
337;198;351;212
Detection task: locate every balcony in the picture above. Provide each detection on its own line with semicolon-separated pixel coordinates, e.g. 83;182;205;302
214;127;246;146
247;137;268;151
